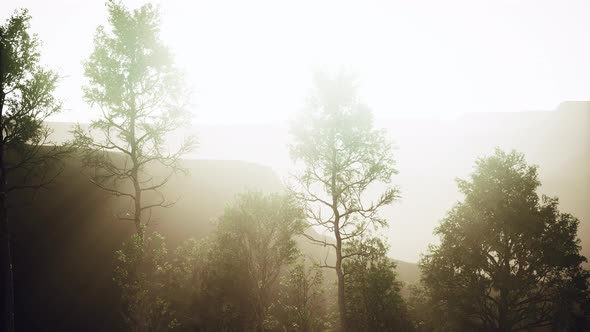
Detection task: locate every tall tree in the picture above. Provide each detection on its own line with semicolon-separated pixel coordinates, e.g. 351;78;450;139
0;9;69;331
420;149;590;331
73;1;195;238
343;237;412;332
206;192;306;331
289;70;399;331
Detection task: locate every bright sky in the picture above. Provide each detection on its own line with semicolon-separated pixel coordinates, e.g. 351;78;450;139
3;0;590;124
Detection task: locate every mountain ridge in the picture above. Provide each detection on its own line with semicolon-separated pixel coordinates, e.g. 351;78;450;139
44;102;590;263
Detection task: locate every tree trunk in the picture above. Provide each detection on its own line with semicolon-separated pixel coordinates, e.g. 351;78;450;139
335;234;346;332
255;300;264;332
0;90;15;332
130;103;142;239
498;289;510;332
498;242;511;332
254;282;265;332
331;148;347;332
133;173;142;238
0;196;15;332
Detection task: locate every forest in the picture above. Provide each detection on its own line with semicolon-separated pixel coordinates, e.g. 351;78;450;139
1;2;589;332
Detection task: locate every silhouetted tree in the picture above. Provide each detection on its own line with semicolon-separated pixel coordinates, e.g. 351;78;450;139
289;70;399;331
343;237;412;332
203;192;306;331
420;149;590;331
114;232;178;332
73;1;195;238
0;9;69;331
406;284;439;332
166;237;212;329
270;258;332;331
117;236;215;331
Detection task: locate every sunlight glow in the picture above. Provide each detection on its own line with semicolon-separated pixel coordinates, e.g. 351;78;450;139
2;0;589;263
4;0;590;125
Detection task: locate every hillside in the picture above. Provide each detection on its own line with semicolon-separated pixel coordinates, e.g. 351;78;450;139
45;102;590;262
9;156;281;331
9;151;419;331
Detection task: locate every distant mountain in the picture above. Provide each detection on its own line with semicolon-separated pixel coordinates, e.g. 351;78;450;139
53;101;585;264
44;101;590;263
168;102;590;264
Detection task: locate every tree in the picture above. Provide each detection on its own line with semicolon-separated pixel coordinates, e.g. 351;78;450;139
166;237;212;329
206;192;306;331
420;149;590;331
270;259;332;331
343;237;412;332
73;1;195;238
289;70;399;331
0;10;69;331
117;236;214;331
114;232;178;332
406;284;440;332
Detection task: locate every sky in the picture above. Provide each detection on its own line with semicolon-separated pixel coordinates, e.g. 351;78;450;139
3;0;590;125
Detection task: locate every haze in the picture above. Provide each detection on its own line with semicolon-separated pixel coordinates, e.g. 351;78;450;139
2;1;590;330
3;0;590;263
4;0;590;124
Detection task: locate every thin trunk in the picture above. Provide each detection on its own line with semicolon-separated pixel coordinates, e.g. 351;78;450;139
0;90;15;332
498;284;511;332
255;299;264;332
498;239;511;332
331;148;346;332
0;206;14;332
129;100;142;238
255;278;265;332
301;276;309;332
335;228;346;332
133;170;142;238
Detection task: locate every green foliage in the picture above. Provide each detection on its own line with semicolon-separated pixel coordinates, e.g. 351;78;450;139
405;284;435;332
114;232;178;332
166;237;216;330
289;70;399;235
0;8;69;192
343;237;412;332
1;10;69;331
216;192;306;278
196;191;306;331
269;259;332;331
73;1;195;234
420;149;590;331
